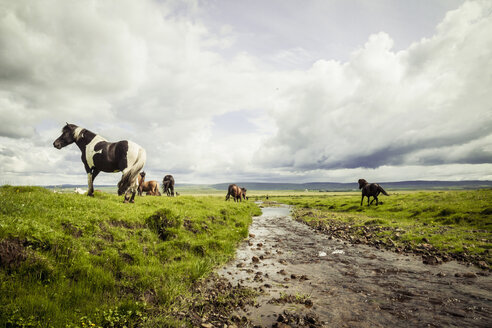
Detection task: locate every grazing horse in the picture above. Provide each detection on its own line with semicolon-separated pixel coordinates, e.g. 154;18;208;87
162;175;175;196
225;184;247;202
53;123;146;203
138;172;161;196
358;179;389;206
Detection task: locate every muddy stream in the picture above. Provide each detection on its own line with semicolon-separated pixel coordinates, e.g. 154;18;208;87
216;204;492;327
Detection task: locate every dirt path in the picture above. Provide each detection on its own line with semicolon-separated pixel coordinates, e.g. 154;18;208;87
217;204;492;327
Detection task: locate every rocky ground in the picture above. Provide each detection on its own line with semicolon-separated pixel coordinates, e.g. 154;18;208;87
184;204;491;328
292;208;490;270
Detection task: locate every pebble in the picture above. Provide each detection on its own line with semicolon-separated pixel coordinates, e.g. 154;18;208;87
463;272;478;279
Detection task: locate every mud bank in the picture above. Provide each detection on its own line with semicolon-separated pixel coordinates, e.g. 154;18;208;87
216;204;492;327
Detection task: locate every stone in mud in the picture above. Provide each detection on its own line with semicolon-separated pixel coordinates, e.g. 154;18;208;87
252;256;260;263
463;272;478;278
279;269;287;275
277;313;287;323
201;323;213;328
272;323;291;328
422;255;441;265
249;233;255;238
305;313;320;324
477;261;488;270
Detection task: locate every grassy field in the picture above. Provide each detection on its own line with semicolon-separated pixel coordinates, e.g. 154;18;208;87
0;185;261;327
268;190;492;268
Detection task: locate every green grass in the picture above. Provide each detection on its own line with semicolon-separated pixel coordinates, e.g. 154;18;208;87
269;190;492;265
0;185;261;327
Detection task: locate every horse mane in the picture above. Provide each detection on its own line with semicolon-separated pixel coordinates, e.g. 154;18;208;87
358;179;368;189
73;126;84;141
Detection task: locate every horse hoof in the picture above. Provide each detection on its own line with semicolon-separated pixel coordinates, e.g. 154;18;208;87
130;200;135;203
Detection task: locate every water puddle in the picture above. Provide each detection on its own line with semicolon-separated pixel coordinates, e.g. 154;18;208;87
217;203;492;327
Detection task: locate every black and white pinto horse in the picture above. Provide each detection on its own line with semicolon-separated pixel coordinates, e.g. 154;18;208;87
53;123;146;203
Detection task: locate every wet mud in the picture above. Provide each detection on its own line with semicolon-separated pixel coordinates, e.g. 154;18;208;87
217;204;492;327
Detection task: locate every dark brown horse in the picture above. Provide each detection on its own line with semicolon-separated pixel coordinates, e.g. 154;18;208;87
358;179;389;206
138;172;161;196
162;175;175;196
225;184;247;202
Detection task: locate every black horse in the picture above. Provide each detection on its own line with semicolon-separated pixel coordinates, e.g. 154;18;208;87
53;123;146;203
358;179;389;206
162;175;175;196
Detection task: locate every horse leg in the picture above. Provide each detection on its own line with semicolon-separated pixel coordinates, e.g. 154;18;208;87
87;172;94;197
126;178;138;203
360;195;364;206
87;169;100;196
129;190;136;203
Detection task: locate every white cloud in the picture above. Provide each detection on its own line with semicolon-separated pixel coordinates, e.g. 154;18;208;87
0;0;490;186
256;1;492;174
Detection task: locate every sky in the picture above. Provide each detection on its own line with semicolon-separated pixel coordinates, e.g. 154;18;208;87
0;0;491;186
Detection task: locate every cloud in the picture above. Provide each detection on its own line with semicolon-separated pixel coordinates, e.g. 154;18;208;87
255;1;492;171
0;0;279;182
0;0;490;185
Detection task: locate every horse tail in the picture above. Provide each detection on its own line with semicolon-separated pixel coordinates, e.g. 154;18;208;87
118;146;146;195
378;185;389;196
225;184;234;201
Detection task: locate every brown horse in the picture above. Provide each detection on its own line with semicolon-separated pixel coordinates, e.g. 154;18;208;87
138;172;161;196
225;184;247;202
358;179;389;206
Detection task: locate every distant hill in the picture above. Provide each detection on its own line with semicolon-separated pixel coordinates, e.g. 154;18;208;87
43;181;492;192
